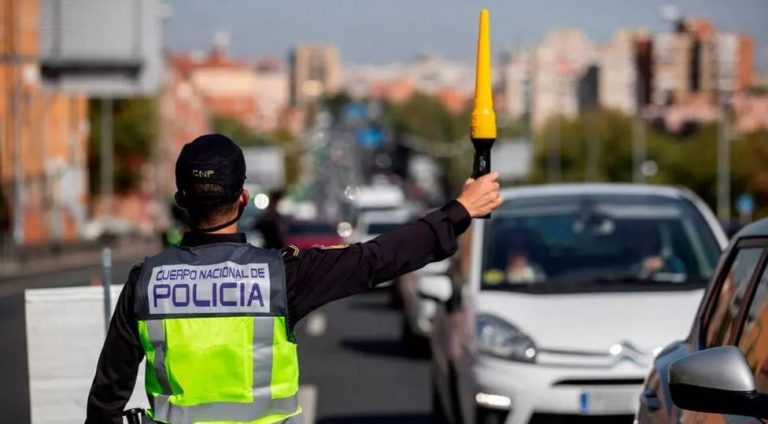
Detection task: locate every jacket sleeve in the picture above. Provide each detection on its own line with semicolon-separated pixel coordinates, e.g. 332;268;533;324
285;200;471;326
85;265;145;424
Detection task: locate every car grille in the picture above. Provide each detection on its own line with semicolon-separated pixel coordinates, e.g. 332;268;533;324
552;378;645;386
477;406;511;424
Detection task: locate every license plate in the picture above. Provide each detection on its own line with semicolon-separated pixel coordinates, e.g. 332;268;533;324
579;389;638;414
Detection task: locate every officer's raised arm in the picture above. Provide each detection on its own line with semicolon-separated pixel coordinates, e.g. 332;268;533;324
286;172;502;325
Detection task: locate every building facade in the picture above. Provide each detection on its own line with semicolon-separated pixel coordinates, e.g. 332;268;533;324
531;29;595;128
289;44;340;107
0;0;90;246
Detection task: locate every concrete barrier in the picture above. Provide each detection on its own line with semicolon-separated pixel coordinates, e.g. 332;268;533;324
25;285;148;424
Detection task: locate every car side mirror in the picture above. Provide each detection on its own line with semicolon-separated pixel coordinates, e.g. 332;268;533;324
417;275;453;303
669;346;768;419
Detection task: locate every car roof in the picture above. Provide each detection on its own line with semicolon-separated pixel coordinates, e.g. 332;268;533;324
733;218;768;239
499;183;693;200
491;183;729;249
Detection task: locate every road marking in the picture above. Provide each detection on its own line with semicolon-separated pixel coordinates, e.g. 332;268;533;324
298;384;317;424
305;312;326;337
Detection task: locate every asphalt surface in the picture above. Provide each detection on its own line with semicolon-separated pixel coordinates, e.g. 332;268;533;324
297;289;431;424
0;260;432;424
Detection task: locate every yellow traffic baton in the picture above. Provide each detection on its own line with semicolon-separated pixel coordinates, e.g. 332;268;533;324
470;9;497;219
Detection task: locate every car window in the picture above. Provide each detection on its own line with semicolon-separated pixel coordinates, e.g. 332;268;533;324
479;194;721;293
705;248;764;347
737;264;768;393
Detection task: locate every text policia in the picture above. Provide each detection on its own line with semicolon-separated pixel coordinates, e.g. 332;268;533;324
148;262;272;314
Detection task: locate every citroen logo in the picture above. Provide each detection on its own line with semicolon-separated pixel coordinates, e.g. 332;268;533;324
608;341;649;365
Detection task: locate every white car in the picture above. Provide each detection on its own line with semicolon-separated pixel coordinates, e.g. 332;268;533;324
426;184;727;424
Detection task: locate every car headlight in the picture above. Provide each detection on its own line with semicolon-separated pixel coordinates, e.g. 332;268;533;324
476;314;537;362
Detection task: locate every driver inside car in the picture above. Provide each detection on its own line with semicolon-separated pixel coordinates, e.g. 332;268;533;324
628;223;686;279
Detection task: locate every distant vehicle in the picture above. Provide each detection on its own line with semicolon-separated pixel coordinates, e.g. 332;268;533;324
635;218;768;423
352;184;405;213
426;184;727;424
239;185;267;248
82;217;139;241
351;209;412;243
285;220;344;249
401;259;450;356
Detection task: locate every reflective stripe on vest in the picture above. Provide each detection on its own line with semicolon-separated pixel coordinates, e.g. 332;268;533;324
134;245;300;424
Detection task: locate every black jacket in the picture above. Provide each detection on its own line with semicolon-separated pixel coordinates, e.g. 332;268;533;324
86;201;471;423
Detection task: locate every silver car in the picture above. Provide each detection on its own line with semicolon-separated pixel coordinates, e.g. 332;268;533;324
636;218;768;423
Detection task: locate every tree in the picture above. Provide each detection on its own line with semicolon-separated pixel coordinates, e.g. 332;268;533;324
211;115;303;188
384;93;471;194
529;108;768;219
88;97;159;194
211;116;273;147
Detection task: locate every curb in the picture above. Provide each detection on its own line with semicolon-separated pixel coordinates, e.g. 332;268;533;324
0;240;160;283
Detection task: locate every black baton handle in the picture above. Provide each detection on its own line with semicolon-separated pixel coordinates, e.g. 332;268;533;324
471;139;495;219
123;408;145;424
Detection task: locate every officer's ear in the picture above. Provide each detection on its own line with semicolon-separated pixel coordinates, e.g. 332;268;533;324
174;191;187;209
239;189;250;209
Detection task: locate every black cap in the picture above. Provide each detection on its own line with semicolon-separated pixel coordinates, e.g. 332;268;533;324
175;134;246;206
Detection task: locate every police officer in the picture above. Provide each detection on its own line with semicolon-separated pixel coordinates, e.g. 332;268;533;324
86;133;502;424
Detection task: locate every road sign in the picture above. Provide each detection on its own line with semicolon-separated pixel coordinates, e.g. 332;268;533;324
40;0;163;95
737;194;755;216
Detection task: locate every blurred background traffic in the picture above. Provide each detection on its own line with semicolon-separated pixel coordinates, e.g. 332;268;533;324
1;0;768;423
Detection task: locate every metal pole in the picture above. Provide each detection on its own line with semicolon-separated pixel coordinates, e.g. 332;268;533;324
548;117;561;183
632;115;646;183
11;0;24;246
549;75;563;183
632;71;647;183
586;112;598;181
100;98;114;217
101;247;112;333
717;92;731;221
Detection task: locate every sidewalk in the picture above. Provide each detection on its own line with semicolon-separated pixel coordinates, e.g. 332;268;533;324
0;238;160;283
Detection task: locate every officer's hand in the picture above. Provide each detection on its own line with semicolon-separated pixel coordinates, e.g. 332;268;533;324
456;172;502;218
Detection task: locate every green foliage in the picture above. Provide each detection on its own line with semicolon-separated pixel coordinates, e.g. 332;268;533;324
384;93;471;194
323;92;353;121
272;128;301;187
530;108;768;218
211;116;273;147
88;97;159;195
386;92;467;143
734;130;768;217
211;115;302;188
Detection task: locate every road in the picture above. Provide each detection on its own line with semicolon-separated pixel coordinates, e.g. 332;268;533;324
0;259;432;424
297;289;431;423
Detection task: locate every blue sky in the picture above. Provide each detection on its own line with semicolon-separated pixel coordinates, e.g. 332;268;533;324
164;0;768;68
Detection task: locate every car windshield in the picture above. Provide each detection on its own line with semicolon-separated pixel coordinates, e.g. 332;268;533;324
481;193;722;293
288;222;335;235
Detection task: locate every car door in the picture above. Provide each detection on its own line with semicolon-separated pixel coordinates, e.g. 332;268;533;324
684;239;768;424
431;227;476;424
637;241;762;424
